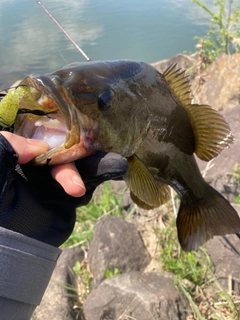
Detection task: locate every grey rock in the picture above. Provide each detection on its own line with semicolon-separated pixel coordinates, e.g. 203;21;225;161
109;180;133;212
205;205;240;295
88;216;151;287
31;247;85;320
197;106;240;202
152;53;199;77
83;271;189;320
192;53;240;111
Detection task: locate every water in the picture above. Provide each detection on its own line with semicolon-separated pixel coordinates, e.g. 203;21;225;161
0;0;213;88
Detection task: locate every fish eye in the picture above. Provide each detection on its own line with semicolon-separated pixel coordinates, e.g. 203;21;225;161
97;90;114;112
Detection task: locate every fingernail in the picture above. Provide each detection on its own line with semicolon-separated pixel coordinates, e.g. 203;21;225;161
72;174;86;193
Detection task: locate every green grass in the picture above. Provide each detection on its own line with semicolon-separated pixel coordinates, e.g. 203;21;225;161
62;183;240;319
62;181;128;247
157;213;240;319
157;218;212;287
232;163;240;204
105;267;121;279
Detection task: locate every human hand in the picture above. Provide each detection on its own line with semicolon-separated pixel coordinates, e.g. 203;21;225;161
0;132;128;246
0;131;87;197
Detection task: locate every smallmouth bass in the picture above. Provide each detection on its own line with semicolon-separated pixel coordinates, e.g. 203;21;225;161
3;59;240;251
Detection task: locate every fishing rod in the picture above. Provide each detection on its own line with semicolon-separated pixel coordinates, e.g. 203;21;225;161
36;0;91;62
0;1;92;130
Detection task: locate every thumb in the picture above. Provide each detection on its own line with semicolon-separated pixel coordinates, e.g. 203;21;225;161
0;132;48;164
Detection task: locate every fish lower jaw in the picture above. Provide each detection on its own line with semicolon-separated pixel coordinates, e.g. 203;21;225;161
33;142;97;165
31;128;99;165
15;112;100;165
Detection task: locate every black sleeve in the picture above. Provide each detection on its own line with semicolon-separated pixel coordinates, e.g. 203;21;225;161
0;226;61;320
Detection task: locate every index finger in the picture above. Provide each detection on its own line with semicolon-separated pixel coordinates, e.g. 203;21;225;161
51;162;86;197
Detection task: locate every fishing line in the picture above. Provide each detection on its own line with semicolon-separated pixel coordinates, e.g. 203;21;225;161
36;0;91;62
0;86;21;95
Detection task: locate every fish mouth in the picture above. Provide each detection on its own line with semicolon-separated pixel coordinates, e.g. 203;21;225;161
14;75;100;165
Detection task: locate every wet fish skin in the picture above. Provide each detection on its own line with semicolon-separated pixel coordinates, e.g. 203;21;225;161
15;60;240;251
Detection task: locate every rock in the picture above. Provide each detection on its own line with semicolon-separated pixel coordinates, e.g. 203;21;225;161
152;53;199;78
192;53;240;111
109;180;133;212
31;247;85;320
205;204;240;295
83;271;189;320
197;105;240;202
153;53;240;113
88;216;151;287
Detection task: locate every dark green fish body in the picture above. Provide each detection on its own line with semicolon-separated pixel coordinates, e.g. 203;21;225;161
13;60;240;251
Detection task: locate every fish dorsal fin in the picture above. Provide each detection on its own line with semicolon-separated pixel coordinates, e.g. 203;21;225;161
163;64;192;107
124;155;170;208
185;104;233;161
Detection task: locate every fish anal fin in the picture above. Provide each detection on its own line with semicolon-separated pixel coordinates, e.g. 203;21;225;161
177;188;240;251
124;155;169;208
185;104;233;161
163;64;192;107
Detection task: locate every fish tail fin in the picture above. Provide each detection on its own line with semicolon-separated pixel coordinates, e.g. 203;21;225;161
177;186;240;251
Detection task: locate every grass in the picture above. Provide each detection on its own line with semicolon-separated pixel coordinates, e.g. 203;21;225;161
158;217;213;287
54;260;93;320
61;182;240;319
60;182;134;318
233;163;240;204
157;209;240;319
62;181;128;247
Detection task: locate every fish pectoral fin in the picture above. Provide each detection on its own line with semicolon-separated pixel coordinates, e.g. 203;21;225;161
185;104;233;161
177;187;240;252
130;183;171;209
124;154;168;208
163;64;233;161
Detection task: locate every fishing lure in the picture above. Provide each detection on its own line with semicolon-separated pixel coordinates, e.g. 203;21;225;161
0;86;55;129
0;87;30;128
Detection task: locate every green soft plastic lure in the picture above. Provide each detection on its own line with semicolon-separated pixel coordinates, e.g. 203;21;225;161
0;86;53;128
0;86;33;128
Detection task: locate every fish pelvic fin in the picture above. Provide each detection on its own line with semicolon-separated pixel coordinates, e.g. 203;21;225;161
177;186;240;251
163;64;192;107
130;183;171;209
124;155;170;208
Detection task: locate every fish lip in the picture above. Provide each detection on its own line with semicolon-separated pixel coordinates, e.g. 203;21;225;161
16;75;100;165
20;75;72;131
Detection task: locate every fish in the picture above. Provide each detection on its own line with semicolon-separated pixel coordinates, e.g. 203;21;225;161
9;59;240;251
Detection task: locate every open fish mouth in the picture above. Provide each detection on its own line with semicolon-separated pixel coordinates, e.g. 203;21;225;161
14;75;100;165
